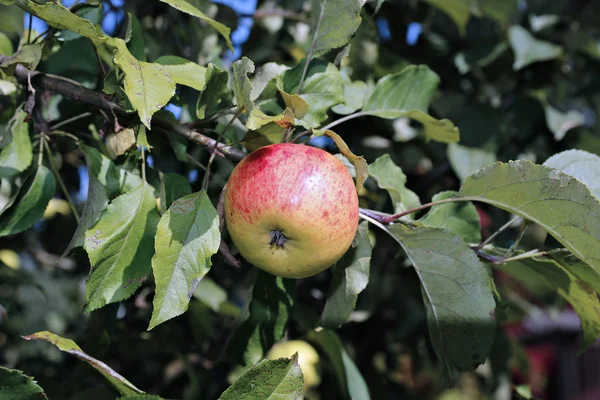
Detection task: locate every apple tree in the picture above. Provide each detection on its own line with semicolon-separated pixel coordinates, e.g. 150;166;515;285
1;0;600;399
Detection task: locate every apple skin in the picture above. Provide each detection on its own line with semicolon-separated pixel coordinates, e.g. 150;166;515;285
224;143;359;278
267;340;321;390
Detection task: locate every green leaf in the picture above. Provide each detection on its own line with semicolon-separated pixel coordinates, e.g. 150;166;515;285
0;367;47;400
422;0;470;36
63;170;108;255
192;277;227;312
368;154;420;216
231;57;255;114
219;356;304;400
154;55;207;91
419;191;481;243
0;32;14;56
544;149;600;200
251;63;289;101
84;182;159;311
308;329;370;400
281;59;344;128
159;172;191;213
246;107;294;131
480;0;517;22
159;0;233;51
447;143;497;183
113;40;176;129
124;13;146;61
0;166;56;237
9;0;108;44
119;396;164;400
149;191;220;330
196;63;230;119
226;271;296;366
332;80;369;115
277;79;308;120
81;144;121;199
321;130;368;191
492;249;600;350
542;250;600;296
0;107;32;178
22;331;144;396
387;225;496;374
458;160;600;275
321;221;372;328
0;43;44;74
309;0;363;56
60;2;102;41
508;25;564;70
362;65;459;143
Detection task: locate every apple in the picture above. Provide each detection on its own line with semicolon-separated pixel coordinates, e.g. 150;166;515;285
224;143;359;278
267;340;321;390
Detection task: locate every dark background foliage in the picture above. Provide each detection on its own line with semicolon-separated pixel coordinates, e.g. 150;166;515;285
1;0;600;399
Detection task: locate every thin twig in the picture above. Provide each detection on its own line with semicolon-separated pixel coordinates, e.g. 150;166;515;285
1;59;247;162
297;0;326;94
44;139;81;223
320;111;370;132
141;147;146;183
47;130;80;143
202;108;245;190
476;216;521;250
49;112;92;130
27;13;33;44
504;220;529;258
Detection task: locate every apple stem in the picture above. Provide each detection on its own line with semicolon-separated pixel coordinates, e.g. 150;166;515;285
269;230;288;247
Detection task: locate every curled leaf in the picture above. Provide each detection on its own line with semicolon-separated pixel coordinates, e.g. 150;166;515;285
321;130;367;192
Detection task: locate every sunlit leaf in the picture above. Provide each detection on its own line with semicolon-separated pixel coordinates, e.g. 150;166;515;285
281;59;344;128
368;153;420;216
332;79;369;115
149;191;220;330
9;0;108;44
387;225;496;375
0;166;55;237
509;25;564;70
459;160;600;275
219;355;304;400
544;149;600;200
113;40;176;129
84;182;159;311
321;130;367;191
309;0;364;57
231;57;255;114
0;367;47;400
22;331;144;396
154;55;207;91
159;0;233;51
321;221;371;328
0;107;32;178
362;65;459;143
